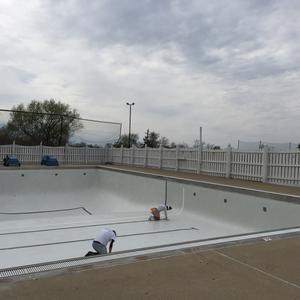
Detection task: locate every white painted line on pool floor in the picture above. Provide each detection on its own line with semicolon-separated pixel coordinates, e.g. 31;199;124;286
0;219;152;236
214;250;300;289
0;207;92;215
0;227;197;251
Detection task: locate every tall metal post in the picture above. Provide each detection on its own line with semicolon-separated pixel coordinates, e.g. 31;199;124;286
197;126;203;174
126;102;135;148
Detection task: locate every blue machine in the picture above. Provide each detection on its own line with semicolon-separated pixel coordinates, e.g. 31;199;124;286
3;155;21;167
41;155;59;166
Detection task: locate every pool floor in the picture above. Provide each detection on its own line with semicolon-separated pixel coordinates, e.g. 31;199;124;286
0;167;299;273
0;210;251;269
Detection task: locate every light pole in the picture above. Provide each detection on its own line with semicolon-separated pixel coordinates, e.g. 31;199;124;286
126;102;135;148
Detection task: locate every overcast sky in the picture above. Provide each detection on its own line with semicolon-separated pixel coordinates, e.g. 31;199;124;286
0;0;300;147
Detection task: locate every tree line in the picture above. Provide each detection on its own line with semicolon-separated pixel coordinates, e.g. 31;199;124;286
0;99;224;149
0;100;186;148
0;100;82;146
113;129;179;149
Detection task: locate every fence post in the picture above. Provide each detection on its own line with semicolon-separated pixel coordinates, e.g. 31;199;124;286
262;146;269;183
101;147;105;164
12;140;16;156
85;144;88;165
120;145;124;165
197;144;202;174
225;146;232;178
159;145;163;169
110;145;113;163
40;141;43;163
104;145;108;164
175;145;179;171
131;146;134;166
144;145;148;167
64;144;68;165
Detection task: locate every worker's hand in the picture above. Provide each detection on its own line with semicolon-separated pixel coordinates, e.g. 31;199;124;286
109;240;114;253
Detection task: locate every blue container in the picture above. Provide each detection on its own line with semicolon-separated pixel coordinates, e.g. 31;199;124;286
41;155;59;166
3;155;21;167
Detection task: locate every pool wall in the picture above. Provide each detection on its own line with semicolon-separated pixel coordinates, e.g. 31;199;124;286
168;181;300;231
0;167;299;231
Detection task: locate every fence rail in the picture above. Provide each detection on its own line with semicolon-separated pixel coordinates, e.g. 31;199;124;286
1;143;299;186
109;145;300;186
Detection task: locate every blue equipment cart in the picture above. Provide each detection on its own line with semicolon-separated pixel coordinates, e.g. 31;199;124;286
3;155;21;167
41;155;59;166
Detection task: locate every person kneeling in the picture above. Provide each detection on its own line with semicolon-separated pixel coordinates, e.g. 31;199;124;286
148;204;172;221
85;228;116;257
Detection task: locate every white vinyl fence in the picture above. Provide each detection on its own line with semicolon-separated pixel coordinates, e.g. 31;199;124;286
110;145;300;186
0;142;106;165
1;143;300;186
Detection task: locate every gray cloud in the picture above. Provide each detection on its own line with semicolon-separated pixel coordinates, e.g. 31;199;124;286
36;0;300;82
0;0;300;146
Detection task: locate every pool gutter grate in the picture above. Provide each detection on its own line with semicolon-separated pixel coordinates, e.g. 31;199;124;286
1;226;300;279
0;257;99;278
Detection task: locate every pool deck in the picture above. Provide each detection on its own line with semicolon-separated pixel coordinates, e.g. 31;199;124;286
1;165;300;299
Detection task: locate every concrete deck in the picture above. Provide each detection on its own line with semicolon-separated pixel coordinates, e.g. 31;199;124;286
1;166;299;299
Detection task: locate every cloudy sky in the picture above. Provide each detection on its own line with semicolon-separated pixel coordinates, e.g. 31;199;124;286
0;0;300;147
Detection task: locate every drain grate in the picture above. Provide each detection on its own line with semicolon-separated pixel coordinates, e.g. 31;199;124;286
0;257;93;278
1;226;299;279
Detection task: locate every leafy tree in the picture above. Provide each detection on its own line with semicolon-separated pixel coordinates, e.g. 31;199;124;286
193;139;201;148
0;126;12;145
204;143;221;150
160;136;169;147
178;142;189;148
113;133;139;148
212;145;221;150
6;100;82;146
143;129;151;146
143;129;160;148
159;137;178;149
169;142;177;149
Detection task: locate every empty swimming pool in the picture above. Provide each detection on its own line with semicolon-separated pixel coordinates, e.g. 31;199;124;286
0;166;300;276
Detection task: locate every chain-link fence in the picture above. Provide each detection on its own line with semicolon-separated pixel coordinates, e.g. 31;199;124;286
0;109;121;147
237;140;299;151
